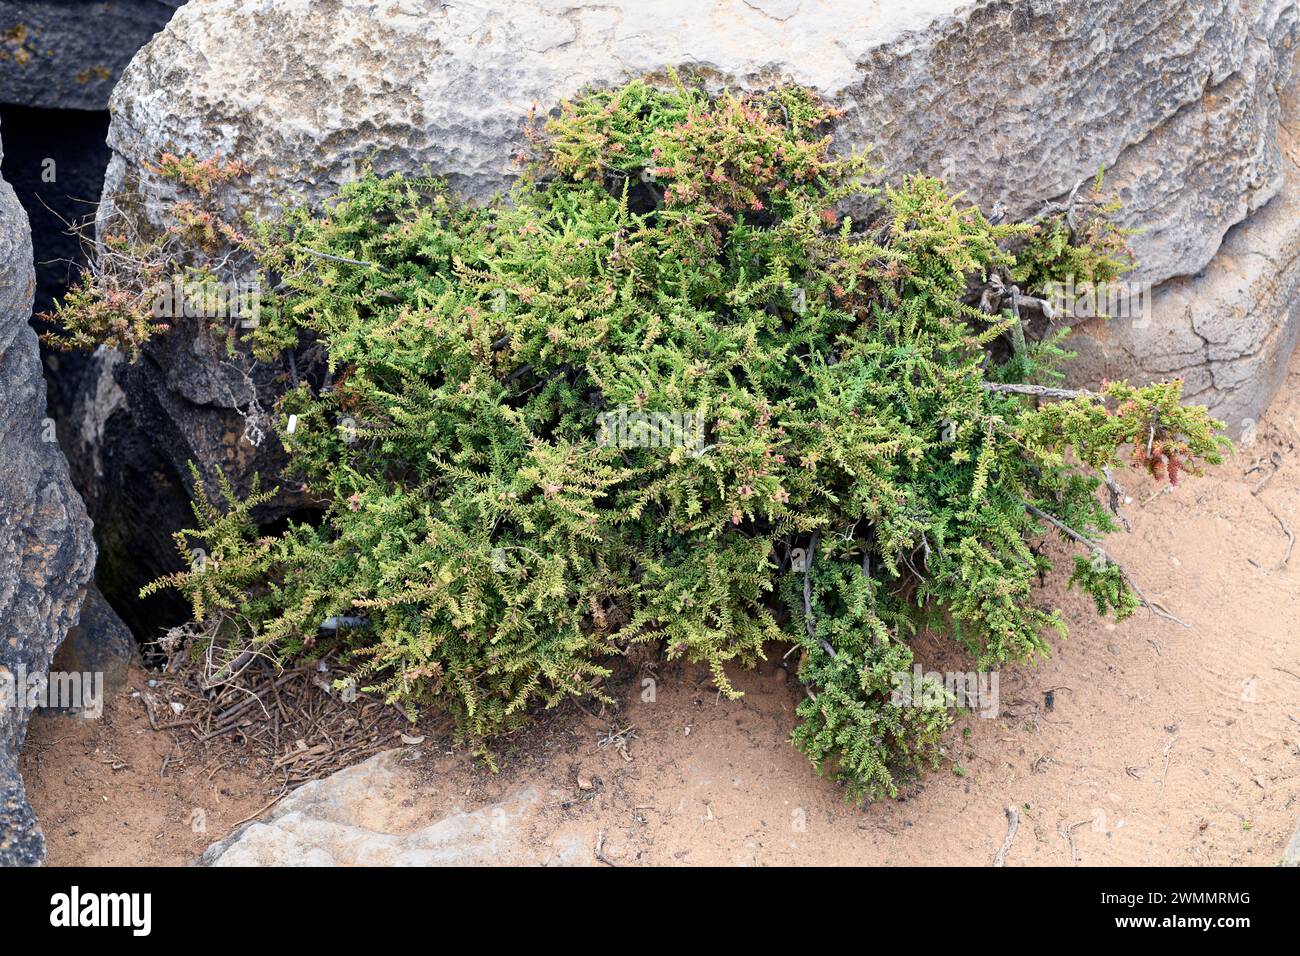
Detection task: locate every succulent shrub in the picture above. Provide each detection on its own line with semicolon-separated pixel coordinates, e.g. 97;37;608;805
42;152;251;359
116;80;1229;799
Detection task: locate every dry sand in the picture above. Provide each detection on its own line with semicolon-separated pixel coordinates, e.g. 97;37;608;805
23;351;1300;867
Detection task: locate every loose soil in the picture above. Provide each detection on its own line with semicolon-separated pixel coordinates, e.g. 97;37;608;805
23;352;1300;866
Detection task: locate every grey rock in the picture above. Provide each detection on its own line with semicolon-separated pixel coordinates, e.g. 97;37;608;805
1284;816;1300;865
107;314;294;507
1066;67;1300;435
50;583;136;703
0;1;183;110
0;120;95;867
64;345;124;509
1101;14;1297;287
66;342;206;640
99;0;1299;288
200;750;590;866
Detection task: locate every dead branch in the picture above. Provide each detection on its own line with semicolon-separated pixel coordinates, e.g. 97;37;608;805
1025;502;1190;627
993;806;1019;867
983;382;1105;401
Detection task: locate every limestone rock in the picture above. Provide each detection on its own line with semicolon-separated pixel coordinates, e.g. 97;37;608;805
83;0;1300;585
199;750;590;866
1066;66;1300;435
0;1;183;110
0;120;95;867
100;0;1299;286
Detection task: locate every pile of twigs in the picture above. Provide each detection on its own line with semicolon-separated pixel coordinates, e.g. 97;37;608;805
139;633;415;789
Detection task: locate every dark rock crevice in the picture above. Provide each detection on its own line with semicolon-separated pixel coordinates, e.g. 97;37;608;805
0;119;95;867
0;104;109;420
0;104;179;643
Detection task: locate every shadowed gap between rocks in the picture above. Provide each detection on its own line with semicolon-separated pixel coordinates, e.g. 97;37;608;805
0;103;194;652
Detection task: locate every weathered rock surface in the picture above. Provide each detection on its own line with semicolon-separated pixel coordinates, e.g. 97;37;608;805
59;344;215;642
50;583;136;702
1285;817;1300;865
200;750;589;866
0;120;95;866
101;0;1298;286
1066;63;1300;435
0;1;183;110
80;0;1300;595
71;315;310;639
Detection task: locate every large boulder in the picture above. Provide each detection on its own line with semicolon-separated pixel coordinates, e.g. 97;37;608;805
100;0;1298;286
0;120;95;867
81;0;1300;611
0;0;183;110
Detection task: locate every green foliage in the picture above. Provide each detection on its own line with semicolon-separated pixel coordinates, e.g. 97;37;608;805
40;264;164;360
1018;378;1230;484
1068;555;1140;620
1010;169;1134;292
140;463;279;624
135;79;1226;799
41;151;251;359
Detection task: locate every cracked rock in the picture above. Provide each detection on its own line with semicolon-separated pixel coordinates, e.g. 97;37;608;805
1067;50;1300;435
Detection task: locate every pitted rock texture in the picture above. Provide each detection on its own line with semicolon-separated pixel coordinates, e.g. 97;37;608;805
200;750;589;866
1066;62;1300;436
0;121;95;866
0;1;183;110
101;0;1298;286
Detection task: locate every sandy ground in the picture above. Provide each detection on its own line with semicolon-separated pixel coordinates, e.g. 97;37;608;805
21;682;269;866
23;352;1300;867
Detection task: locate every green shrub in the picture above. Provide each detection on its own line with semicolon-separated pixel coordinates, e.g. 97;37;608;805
41;151;252;360
129;80;1227;799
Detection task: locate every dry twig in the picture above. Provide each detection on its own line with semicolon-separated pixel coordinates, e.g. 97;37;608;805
993;806;1019;867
